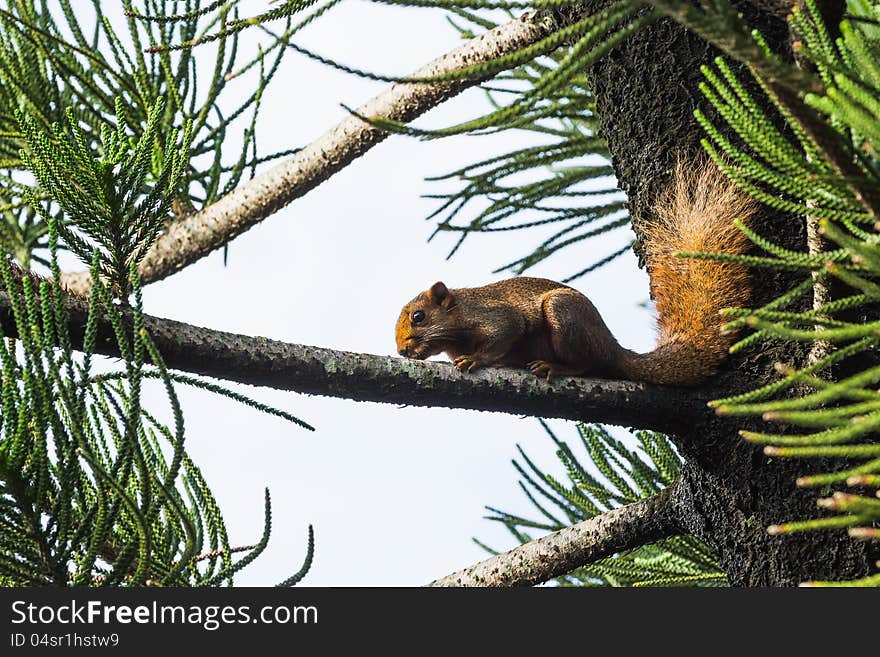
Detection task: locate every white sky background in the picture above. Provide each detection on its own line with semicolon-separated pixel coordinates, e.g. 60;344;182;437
126;1;656;586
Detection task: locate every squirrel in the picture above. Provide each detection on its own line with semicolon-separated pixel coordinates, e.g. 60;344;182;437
394;160;758;385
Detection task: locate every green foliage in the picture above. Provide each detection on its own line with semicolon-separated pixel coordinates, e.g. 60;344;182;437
370;3;653;136
481;423;726;587
18;99;191;296
648;0;880;586
0;240;314;586
421;11;632;280
137;0;332;54
0;1;319;269
162;1;641;279
417;0;878;585
315;3;649;279
0;2;322;586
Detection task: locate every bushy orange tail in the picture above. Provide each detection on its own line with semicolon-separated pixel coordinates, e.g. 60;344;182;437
622;159;757;385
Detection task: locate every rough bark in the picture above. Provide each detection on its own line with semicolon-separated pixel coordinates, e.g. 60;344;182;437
589;1;870;585
59;10;576;297
430;487;677;587
0;289;706;433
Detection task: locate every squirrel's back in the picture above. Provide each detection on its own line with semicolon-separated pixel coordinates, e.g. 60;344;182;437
622;159;757;384
452;277;568;306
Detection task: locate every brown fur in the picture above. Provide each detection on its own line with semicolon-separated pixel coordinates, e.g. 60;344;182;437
625;159;756;383
395;160;756;385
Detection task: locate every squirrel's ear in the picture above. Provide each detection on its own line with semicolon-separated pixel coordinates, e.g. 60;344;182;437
427;281;451;306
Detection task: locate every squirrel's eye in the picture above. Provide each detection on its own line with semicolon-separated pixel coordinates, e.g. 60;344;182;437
412;310;426;324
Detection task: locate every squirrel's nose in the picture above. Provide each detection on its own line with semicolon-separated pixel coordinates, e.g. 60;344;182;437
398;346;411;357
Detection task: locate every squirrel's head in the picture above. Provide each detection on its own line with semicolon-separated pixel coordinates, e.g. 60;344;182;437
395;281;460;360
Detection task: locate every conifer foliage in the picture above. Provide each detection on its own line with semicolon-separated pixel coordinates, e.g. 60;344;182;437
483;423;726;587
0;1;319;586
418;11;633;280
682;0;880;587
0;234;314;585
0;0;315;271
2;0;879;587
417;0;880;586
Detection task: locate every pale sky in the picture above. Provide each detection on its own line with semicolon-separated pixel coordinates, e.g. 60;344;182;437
131;2;655;586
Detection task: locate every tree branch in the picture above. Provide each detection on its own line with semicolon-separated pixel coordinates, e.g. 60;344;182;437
0;290;708;434
429;485;679;587
59;10;576;297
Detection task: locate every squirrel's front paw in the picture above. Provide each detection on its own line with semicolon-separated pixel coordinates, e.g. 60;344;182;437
453;355;482;373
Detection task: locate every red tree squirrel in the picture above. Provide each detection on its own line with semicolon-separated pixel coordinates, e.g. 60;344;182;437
395;160;757;385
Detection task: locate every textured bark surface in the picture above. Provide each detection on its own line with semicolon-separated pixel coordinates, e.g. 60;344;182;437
590;3;870;585
430;486;677;587
0;290;706;433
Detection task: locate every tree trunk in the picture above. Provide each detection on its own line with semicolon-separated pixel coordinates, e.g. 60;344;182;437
588;4;871;585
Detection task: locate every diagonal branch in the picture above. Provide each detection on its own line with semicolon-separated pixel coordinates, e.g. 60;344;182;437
0;290;708;434
429;485;680;587
59;10;578;297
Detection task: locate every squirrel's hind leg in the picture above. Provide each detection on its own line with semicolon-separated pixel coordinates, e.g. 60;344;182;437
527;359;582;383
538;288;622;379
